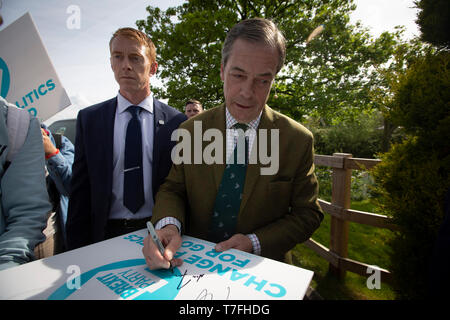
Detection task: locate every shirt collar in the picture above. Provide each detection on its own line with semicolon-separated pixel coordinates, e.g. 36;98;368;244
225;106;262;130
117;91;154;114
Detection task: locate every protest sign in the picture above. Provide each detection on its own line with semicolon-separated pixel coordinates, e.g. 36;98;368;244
0;12;70;121
0;229;313;300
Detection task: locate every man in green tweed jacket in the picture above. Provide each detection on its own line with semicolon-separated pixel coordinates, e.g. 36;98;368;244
142;18;323;267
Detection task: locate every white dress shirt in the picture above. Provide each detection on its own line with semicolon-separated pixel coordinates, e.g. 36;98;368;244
109;92;155;220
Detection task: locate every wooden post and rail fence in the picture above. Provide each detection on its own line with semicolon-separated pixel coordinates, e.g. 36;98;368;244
302;152;398;284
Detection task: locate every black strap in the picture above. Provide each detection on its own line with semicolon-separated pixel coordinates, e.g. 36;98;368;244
46;175;61;212
53;133;62;150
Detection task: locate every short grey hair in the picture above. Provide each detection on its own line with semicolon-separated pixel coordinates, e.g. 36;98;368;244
221;18;286;74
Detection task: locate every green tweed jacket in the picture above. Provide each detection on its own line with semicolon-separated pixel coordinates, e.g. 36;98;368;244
152;104;323;261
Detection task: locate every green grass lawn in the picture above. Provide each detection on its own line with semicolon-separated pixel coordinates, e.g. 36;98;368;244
291;199;397;300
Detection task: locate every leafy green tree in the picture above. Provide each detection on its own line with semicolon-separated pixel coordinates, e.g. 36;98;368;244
136;0;400;123
415;0;450;48
369;35;430;152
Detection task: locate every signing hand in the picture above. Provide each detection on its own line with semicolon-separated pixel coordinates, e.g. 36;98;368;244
142;224;183;270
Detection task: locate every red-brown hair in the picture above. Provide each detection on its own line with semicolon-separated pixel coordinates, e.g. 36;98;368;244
109;27;156;62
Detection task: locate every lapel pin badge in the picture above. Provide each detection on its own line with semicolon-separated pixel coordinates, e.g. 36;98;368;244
158;119;164;125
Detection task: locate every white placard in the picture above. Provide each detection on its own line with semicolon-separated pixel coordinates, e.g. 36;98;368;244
0;229;314;300
0;12;70;121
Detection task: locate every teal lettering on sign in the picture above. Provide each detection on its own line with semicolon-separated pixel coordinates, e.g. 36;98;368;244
120;234;289;298
14;78;56;117
0;57;10;98
47;259;183;300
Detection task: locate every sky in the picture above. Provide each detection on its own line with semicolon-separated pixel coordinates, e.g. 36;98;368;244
0;0;421;124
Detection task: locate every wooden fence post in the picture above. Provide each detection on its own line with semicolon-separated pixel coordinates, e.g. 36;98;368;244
328;153;352;279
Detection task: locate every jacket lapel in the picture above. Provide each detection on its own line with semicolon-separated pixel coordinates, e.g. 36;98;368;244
239;105;276;213
152;99;166;190
103;97;117;204
211;105;227;192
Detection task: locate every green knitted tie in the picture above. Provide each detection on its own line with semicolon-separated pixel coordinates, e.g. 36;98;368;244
208;123;249;243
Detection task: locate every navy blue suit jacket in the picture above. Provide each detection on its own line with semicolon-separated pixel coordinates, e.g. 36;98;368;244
66;97;186;250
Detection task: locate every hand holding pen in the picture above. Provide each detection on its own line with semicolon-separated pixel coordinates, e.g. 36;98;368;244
142;222;183;270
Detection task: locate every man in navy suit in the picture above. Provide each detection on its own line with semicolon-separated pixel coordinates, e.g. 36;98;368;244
66;28;186;250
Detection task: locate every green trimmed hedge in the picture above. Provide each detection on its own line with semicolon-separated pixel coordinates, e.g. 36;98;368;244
371;51;450;299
